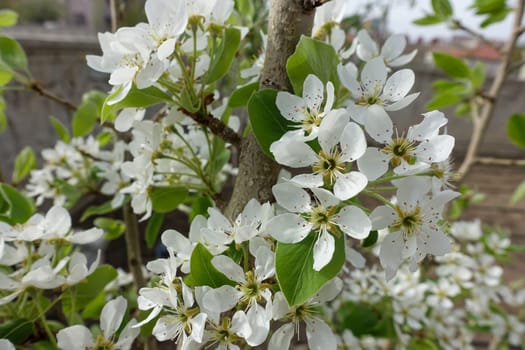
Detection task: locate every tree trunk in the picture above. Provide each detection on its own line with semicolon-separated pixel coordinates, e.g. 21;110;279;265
224;0;316;219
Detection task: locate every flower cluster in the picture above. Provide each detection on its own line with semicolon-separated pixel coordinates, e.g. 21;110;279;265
327;219;525;350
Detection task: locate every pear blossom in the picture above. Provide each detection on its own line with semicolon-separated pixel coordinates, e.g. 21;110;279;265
271;110;368;201
57;297;139;350
266;180;371;271
356;29;417;67
337;57;419;142
357;110;455;180
371;177;459;280
275;74;335;142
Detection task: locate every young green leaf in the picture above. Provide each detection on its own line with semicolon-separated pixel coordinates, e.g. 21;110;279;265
72;90;107;137
413;15;443;25
511;179;525;204
0;183;35;224
94;217;126;240
0;35;28;73
207;27;241;84
229;82;258;108
286;36;340;95
146;212;165;248
149;186;188;213
185;244;236;288
433;52;470;79
0;9;18;27
507;113;525;149
49;116;71;142
12;146;36;184
248;89;292;157
431;0;453;18
275;232;345;306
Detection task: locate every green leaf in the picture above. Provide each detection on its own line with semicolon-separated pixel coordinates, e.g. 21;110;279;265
362;230;378;248
275;232;345;306
0;68;13;85
185;244;236;288
81;288;107;320
454;102;471;117
470;61;486;89
471;0;507;14
96;130;113;147
426;93;461;110
413;15;443;25
0;97;6;134
12;146;36;184
480;7;512;27
407;338;441;350
149;186;188;213
229;82;258;108
146;212;164;248
101;85;171;123
94;217;126;240
0;319;34;345
81;200;119;221
33;341;57;350
511;179;525;204
207;27;241;83
248;89;292;157
286;36;340;95
433;52;470;79
0;35;28;73
0;184;35;224
431;0;453;18
190;196;213;220
0;9;18;27
62;265;117;313
49;116;71;142
337;301;381;336
507;113;525;149
72;90;106;137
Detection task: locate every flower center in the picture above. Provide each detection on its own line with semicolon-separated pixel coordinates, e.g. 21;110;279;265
312;149;345;184
383;137;416;167
393;206;422;237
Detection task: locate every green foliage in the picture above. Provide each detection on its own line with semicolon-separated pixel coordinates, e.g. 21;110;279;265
433;52;470;79
0;96;5;133
0;35;28;81
413;0;453;25
81;200;121;222
149;186;188;213
94;217;126;240
275;233;345;306
248;89;291;157
0;183;35;224
49;116;71;142
511;179;525;204
449;184;485;219
185;243;236;288
12;146;36;184
72;90;107;137
286;36;340;96
146;212;164;248
470;0;512;27
507;113;525;149
362;230;379;248
229;82;258;108
0;9;17;27
0;318;34;345
407;338;442;350
336;301;395;338
207;27;242;84
101;85;171;123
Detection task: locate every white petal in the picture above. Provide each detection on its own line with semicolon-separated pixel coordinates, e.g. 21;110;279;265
310;187;340;208
272;182;311;213
361;57;387;96
109;66;137;85
363;105;393;143
346;247;366;268
305;318;337;350
211;255;246;284
381;34;406;61
382;69;415;102
0;340;15;350
289;173;323;188
162;229;192;255
379;231;404;278
357;147;390;181
324;81;335;113
370;205;396;230
57;325;94;350
189;313;207;343
276;92;306;122
202;285;242;313
318;109;349;152
389;50;418;66
385;92;419;111
157;38;176;60
231;310;252;339
268;323;294;350
270;139;318;168
333;171;368;200
246;303;270;346
115;319;140;349
339;122;367;162
254;246;275;281
424;229;451;256
266;214;312;244
335;206;371;239
136;58;165;89
303;74;324;113
101;296;127;339
68;228;103;244
313;231;335;271
416;135;455;163
310;277;343;303
337;63;362;97
44;206;71;237
356;29;378;61
407;110;447;141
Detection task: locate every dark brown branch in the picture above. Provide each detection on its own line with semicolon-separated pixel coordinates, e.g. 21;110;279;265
122;203;146;289
301;0;332;11
178;107;241;146
28;81;78;111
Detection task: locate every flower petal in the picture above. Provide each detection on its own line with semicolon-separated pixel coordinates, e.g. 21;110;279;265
335;206;371;239
313;230;335;271
266;214;312;244
334;171;368;200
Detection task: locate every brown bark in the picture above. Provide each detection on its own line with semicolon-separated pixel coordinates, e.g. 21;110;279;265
224;0;316;219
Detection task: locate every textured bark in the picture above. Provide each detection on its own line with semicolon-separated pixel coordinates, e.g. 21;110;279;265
224;0;316;219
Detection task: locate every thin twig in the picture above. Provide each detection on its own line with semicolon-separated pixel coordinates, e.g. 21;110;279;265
475;156;525;167
451;19;502;51
455;1;525;182
110;0;119;33
179;107;241;146
28;81;77;111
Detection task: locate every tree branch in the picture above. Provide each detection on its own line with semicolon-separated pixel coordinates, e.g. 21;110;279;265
28;81;78;111
178;107;241;146
474;156;525;167
451;19;502;51
455;1;525;182
224;0;316;219
122;203;146;289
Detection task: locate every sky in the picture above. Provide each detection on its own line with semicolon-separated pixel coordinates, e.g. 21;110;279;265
345;0;517;41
